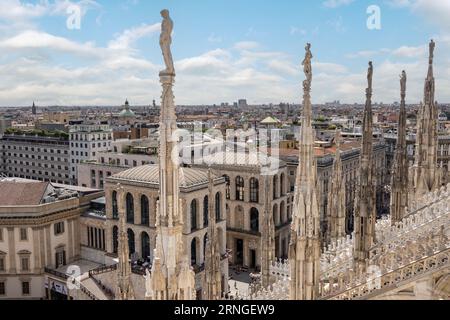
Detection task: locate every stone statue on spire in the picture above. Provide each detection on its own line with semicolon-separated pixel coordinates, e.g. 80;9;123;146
159;9;175;75
400;70;406;98
302;43;313;82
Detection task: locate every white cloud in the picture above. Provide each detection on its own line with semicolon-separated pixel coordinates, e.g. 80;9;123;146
108;23;160;50
0;30;101;57
233;41;260;50
322;0;355;8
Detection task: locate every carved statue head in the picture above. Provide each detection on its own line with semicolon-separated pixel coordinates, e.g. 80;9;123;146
160;9;170;18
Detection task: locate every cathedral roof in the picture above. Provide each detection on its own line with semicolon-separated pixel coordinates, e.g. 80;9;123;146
110;165;220;188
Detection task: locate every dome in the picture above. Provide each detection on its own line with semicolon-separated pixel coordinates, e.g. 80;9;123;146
119;99;136;118
109;165;221;188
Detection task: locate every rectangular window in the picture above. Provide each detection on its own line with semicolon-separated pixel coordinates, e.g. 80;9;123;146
21;257;29;271
54;222;65;236
0;228;3;241
0;282;5;295
20;228;28;241
22;282;30;295
0;256;5;271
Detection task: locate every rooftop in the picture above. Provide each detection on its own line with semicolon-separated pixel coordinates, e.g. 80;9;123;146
109;165;222;188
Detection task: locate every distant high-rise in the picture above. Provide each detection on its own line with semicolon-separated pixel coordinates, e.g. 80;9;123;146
32;101;36;115
238;99;248;108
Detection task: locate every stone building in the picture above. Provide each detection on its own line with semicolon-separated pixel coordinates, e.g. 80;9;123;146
0;178;102;299
0;133;71;185
69;124;113;184
192;151;292;269
277;140;386;234
102;165;229;298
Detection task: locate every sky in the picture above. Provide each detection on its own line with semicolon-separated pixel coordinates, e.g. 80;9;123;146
0;0;449;106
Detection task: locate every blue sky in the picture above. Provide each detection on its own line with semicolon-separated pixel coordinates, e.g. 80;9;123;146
0;0;449;106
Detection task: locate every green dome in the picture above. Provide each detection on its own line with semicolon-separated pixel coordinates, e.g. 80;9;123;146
119;99;136;118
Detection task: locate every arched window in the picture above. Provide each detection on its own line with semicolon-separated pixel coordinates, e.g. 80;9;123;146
203;196;209;228
203;233;208;256
236;176;244;201
127;229;135;255
112;226;118;254
215;192;221;221
112;191;118;219
223;175;230;199
126;193;134;224
191;238;197;266
250;208;259;232
141;232;150;261
273;175;278;199
191;199;198;232
141;195;149;226
250;178;259;203
280;201;286;224
273;204;280;226
280;173;285;196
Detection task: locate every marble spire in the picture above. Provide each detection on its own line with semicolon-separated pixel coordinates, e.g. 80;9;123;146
288;43;321;300
203;169;222;300
145;9;196;300
390;71;409;225
261;174;276;288
115;184;135;300
326;130;346;243
412;40;440;198
353;61;377;271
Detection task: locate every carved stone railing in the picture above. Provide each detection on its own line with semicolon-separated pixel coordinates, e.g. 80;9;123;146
320;248;450;300
88;264;118;276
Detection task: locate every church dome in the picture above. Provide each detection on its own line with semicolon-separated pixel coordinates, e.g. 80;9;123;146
119;99;136;118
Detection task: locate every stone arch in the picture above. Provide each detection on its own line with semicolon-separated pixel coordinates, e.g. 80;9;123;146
191;199;198;231
141;231;150;261
273;203;280;226
127;228;135;255
280;201;286;224
126;193;134;224
250;207;259;232
112;226;118;254
141;195;149;226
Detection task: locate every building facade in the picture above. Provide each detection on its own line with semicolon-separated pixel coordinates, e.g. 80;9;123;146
0;178;102;299
0;134;71;185
69;124;113;184
103;165;229;298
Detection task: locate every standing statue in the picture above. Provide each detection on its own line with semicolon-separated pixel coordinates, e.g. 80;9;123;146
160;9;175;75
400;70;407;97
429;39;435;64
302;43;313;83
367;61;373;90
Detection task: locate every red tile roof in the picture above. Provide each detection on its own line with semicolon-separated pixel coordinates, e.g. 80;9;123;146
0;181;49;206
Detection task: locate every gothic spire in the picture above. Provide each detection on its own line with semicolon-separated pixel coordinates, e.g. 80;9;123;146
203;168;222;300
145;9;196;301
289;43;321;300
115;184;135;300
390;71;409;225
413;39;440;198
261;174;276;288
326;130;346;243
353;61;376;271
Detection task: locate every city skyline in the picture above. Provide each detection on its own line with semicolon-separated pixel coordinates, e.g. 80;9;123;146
0;0;449;106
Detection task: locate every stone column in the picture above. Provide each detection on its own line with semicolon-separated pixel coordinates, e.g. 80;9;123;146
68;219;74;261
7;228;16;273
45;226;52;267
32;228;40;273
135;192;142;226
